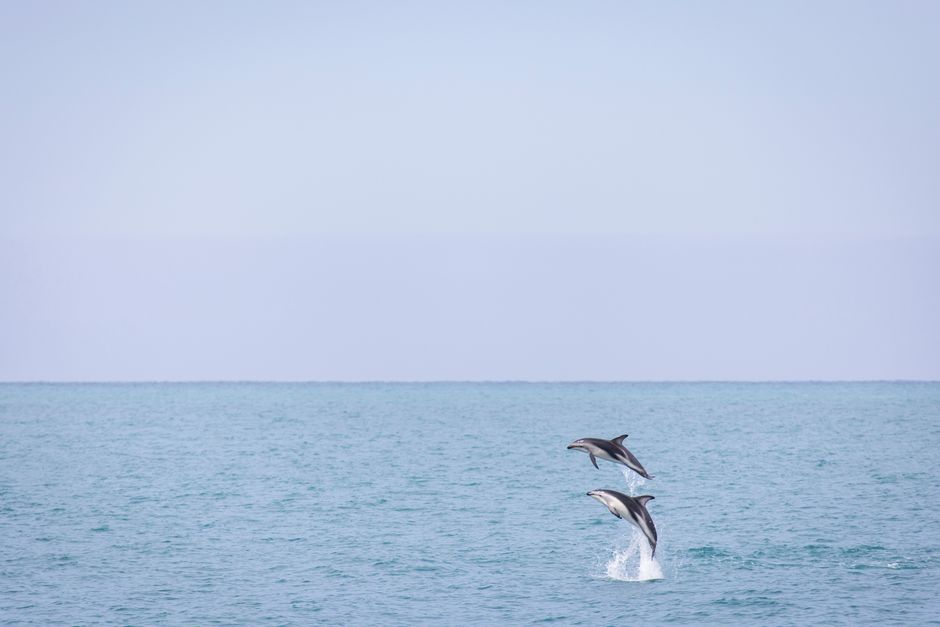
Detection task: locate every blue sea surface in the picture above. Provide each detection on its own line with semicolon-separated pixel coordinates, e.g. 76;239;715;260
1;382;939;624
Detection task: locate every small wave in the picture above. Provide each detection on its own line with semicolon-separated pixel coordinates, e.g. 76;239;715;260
688;546;729;558
712;595;780;608
604;528;663;582
840;544;885;555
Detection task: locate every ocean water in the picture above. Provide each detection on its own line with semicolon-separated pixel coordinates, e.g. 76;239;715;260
1;382;938;625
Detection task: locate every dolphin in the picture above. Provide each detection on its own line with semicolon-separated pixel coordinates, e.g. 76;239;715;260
587;489;658;556
566;435;653;478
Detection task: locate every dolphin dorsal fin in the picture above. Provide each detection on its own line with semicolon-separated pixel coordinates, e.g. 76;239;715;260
611;434;628;445
635;495;655;506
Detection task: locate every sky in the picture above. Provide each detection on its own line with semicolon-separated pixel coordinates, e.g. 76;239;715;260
1;1;938;380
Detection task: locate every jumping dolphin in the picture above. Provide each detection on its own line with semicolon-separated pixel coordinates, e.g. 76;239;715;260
566;435;653;478
586;490;658;556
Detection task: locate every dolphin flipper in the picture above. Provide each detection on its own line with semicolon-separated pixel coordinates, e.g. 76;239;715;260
589;452;599;469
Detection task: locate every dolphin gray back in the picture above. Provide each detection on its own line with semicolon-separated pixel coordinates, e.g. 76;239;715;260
605;490;658;554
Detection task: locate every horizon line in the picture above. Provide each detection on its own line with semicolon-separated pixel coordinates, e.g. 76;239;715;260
1;379;938;384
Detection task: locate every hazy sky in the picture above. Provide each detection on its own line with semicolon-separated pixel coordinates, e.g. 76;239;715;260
2;1;938;380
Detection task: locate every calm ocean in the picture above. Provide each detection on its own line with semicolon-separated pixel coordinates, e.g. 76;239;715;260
1;382;938;624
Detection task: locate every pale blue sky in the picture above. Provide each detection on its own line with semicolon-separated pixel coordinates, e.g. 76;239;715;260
1;1;938;380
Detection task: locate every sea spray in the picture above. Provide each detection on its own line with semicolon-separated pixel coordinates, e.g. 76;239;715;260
621;468;646;495
605;527;664;582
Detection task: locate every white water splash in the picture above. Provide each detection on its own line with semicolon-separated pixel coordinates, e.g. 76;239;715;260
621;468;646;494
605;528;663;582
